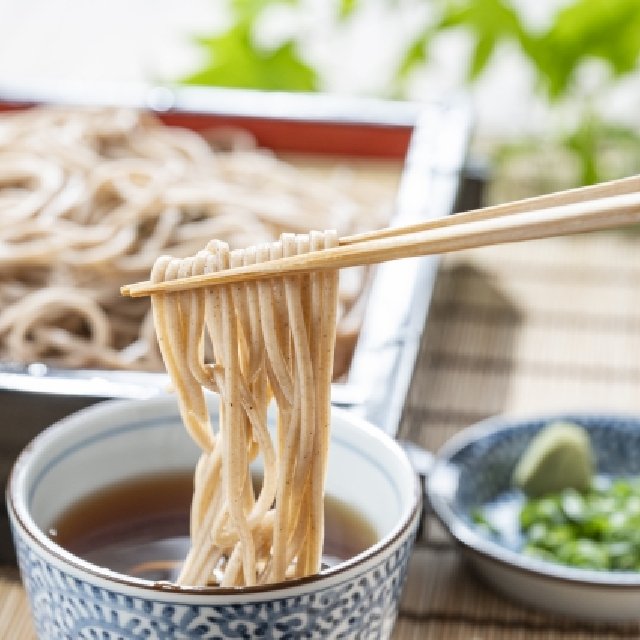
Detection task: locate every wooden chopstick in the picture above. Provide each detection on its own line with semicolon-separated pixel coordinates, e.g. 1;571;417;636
339;172;640;245
121;187;640;298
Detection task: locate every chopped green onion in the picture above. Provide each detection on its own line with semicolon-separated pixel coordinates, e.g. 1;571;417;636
517;478;640;571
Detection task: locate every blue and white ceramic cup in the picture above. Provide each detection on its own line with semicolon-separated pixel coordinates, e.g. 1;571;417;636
7;396;421;639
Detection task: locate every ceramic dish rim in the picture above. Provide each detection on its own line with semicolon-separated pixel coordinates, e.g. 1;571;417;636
427;411;640;589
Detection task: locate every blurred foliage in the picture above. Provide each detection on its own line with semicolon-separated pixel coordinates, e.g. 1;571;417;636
493;114;640;196
338;0;358;20
398;0;640;187
182;0;640;186
182;0;318;91
398;0;640;101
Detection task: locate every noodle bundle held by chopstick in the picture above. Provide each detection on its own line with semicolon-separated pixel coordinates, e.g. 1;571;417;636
151;230;338;587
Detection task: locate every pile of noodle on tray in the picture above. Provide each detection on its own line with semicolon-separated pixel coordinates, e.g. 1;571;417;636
0;107;392;378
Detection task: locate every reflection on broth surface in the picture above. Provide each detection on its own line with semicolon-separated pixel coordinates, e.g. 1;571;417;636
49;471;378;584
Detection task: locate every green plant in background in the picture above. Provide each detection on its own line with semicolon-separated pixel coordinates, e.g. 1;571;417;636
182;0;318;91
398;0;640;187
182;0;640;187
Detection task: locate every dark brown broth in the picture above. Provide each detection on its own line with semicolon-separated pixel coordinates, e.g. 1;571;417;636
49;471;377;583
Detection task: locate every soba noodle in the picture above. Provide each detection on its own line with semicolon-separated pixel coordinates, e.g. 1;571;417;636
0;107;389;376
151;231;338;586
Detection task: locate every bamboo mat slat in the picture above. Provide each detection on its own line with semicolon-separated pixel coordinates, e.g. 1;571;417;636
3;231;640;638
397;549;640;639
0;571;36;640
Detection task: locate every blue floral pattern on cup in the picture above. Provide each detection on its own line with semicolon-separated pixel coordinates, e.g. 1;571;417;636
14;524;416;639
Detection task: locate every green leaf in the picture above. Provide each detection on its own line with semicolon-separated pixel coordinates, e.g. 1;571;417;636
338;0;358;20
433;0;531;83
420;0;640;101
181;20;318;92
397;30;431;79
468;33;495;80
534;0;640;99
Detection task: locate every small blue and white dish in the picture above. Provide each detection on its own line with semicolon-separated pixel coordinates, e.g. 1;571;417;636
427;413;640;622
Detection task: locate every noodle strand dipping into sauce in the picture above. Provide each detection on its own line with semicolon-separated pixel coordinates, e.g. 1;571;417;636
48;472;377;583
140;230;344;587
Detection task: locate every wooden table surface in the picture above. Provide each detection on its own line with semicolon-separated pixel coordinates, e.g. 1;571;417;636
4;231;640;638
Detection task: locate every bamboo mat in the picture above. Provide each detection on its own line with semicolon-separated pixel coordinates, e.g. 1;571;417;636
3;231;640;638
396;231;640;639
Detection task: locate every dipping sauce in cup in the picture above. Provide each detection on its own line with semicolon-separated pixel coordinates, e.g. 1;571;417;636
8;396;421;639
48;470;378;583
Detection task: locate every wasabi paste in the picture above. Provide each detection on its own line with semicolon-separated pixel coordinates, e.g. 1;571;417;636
513;421;593;497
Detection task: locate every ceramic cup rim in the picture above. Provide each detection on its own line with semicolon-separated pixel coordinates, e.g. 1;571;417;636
7;396;422;597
